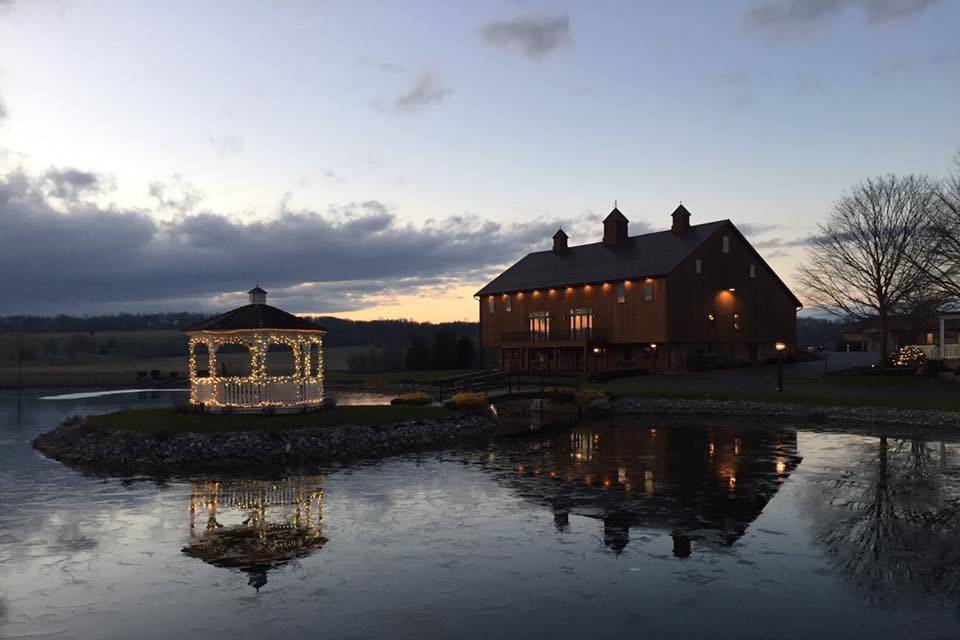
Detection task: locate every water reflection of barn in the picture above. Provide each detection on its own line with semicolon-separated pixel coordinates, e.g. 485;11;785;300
183;477;326;590
493;424;801;555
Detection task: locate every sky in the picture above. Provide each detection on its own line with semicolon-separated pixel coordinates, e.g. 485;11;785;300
0;0;958;321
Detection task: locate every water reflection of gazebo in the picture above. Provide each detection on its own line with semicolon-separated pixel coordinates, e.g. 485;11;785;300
183;476;326;590
184;287;326;412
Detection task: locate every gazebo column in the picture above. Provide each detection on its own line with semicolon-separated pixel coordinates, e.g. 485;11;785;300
207;339;218;379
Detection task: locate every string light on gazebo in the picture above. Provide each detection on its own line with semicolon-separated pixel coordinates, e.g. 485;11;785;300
184;286;327;412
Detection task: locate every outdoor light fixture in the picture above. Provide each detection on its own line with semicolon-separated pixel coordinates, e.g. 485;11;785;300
775;341;787;392
593;347;602;353
649;343;657;349
727;288;736;292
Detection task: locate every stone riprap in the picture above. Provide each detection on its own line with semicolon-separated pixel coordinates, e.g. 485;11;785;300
33;413;495;473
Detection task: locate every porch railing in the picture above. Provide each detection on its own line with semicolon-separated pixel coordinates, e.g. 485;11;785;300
904;344;960;360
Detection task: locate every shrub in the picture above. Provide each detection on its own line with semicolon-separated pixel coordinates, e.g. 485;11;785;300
390;392;433;406
444;392;488;411
891;345;926;369
574;390;608;407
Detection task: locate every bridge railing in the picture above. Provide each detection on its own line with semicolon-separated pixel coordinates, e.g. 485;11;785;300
432;371;580;402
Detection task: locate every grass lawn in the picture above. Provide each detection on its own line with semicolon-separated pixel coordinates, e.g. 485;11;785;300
91;405;453;436
596;373;960;412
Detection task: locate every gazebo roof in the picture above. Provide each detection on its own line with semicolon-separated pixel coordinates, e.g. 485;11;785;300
185;303;326;333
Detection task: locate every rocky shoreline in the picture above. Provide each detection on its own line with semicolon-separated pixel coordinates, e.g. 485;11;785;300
610;397;960;430
33;413;496;474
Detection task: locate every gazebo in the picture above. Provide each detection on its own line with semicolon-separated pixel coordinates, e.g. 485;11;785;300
184;286;326;412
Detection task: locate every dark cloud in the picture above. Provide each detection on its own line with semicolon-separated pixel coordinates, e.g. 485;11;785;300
746;0;939;29
394;72;452;113
0;168;583;314
44;167;101;200
480;14;570;60
148;174;203;215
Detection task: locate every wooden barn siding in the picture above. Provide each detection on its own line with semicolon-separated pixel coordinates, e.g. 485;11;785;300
480;278;669;348
665;224;797;346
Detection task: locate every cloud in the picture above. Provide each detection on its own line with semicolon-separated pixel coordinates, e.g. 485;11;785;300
394;72;452;113
752;235;812;249
480;14;570;60
745;0;939;29
356;55;404;74
0;95;7;123
44;167;102;200
737;222;779;236
148;174;203;215
206;134;244;157
0;168;584;314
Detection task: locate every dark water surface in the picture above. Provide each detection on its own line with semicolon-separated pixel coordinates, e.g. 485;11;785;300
2;390;960;639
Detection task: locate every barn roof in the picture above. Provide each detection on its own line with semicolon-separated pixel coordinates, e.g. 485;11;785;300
184;303;326;333
476;220;728;296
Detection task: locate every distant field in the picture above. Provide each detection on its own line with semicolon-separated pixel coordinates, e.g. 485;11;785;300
0;329;380;387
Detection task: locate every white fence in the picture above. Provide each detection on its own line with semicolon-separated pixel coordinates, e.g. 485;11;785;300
194;378;324;409
904;345;960;360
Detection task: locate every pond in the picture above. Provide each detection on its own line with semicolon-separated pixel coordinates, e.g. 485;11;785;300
2;390;960;639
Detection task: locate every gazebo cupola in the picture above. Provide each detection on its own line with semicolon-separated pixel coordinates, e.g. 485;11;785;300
184;286;327;412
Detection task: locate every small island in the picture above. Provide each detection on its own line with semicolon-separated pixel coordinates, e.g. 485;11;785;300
33;404;495;473
32;288;496;473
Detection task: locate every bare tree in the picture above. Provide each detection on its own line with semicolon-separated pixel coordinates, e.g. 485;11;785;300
927;154;960;300
798;175;938;364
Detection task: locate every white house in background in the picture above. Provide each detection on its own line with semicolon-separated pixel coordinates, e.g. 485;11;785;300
184;286;327;412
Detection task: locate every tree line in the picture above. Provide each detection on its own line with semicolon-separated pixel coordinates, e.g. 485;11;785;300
798;152;960;362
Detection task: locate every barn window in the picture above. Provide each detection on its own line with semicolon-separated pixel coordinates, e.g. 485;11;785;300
505;295;512;312
722;235;730;253
569;308;593;339
733;312;741;331
529;311;550;342
616;282;626;303
695;259;702;274
750;264;757;278
643;281;654;302
488;296;495;313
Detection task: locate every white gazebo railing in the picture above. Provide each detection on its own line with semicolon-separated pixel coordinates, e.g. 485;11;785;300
193;378;324;411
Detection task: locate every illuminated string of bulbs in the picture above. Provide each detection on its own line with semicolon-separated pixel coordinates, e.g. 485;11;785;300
187;332;325;408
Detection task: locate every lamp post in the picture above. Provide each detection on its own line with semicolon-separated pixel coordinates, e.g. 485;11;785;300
775;341;787;392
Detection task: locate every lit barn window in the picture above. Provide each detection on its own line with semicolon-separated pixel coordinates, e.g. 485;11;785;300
734;312;741;331
695;259;702;274
616;282;626;303
722;235;730;253
505;295;512;312
750;264;756;278
488;296;495;313
529;311;550;342
643;281;654;302
569;308;593;339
